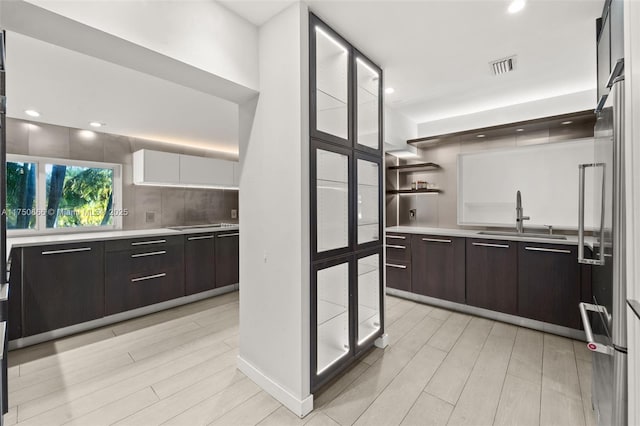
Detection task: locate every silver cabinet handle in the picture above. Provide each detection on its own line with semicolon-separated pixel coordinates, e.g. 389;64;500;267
187;235;214;241
131;239;166;246
131;250;166;258
472;242;509;249
0;283;8;303
578;162;606;265
422;238;451;243
0;322;5;360
386;245;406;249
42;247;92;255
525;246;571;254
131;273;166;283
386;235;406;240
385;263;407;269
579;302;613;355
218;233;239;238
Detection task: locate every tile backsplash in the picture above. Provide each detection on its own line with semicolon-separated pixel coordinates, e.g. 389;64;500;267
6;118;239;230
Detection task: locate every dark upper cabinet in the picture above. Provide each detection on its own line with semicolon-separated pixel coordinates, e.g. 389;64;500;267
105;236;184;315
411;235;465;303
517;242;581;329
185;233;216;295
22;242;105;336
354;51;382;155
215;231;239;288
466;239;518;315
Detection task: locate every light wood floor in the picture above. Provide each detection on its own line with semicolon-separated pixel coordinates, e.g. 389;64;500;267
6;292;596;426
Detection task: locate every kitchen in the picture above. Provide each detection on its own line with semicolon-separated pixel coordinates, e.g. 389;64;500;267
0;0;639;425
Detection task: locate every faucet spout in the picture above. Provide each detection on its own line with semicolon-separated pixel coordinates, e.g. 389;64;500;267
515;190;530;233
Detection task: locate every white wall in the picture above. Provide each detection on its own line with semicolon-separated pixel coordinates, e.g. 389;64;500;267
237;2;312;416
417;89;595;137
624;0;640;423
384;106;417;148
24;0;259;91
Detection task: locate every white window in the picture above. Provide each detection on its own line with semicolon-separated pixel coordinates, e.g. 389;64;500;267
6;155;123;235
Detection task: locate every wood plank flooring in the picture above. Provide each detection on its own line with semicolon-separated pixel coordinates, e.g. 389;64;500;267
7;292;595;425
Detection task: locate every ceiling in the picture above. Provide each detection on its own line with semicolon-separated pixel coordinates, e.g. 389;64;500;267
221;0;602;127
6;31;240;156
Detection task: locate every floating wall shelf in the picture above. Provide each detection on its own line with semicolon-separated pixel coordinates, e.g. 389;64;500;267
387;162;441;172
386;188;443;195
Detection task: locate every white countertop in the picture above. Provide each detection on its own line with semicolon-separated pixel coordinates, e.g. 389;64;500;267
6;225;239;259
386;226;595;248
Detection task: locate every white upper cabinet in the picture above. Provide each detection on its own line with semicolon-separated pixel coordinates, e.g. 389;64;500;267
133;149;180;185
133;149;238;188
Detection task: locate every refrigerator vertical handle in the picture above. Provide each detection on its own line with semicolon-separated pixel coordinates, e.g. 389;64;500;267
578;162;606;265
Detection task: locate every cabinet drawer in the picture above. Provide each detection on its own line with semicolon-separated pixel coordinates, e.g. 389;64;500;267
386;233;410;246
108;244;183;275
386;261;411;292
386;242;410;262
105;235;183;252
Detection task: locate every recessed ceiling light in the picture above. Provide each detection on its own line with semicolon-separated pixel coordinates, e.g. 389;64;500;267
561;121;573;125
516;128;524;132
508;0;526;14
24;109;40;117
477;134;486;138
385;87;395;95
89;122;104;128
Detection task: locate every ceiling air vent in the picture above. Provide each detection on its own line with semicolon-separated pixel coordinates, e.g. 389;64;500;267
490;56;517;75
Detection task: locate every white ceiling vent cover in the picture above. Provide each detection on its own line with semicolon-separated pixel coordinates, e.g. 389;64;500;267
490;56;517;75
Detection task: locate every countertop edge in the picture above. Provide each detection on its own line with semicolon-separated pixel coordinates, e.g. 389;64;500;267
385;226;595;248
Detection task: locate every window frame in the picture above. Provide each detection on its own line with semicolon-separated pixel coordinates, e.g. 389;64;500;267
7;154;123;236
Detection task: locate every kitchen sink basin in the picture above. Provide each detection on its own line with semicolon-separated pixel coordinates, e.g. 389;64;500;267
477;230;567;240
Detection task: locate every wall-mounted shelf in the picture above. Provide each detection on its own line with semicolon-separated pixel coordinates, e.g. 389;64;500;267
386;189;442;195
387;162;441;172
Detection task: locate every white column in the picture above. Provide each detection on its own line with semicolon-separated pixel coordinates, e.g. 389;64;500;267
237;2;312;417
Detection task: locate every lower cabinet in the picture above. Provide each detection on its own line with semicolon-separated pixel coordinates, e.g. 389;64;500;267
411;235;465;303
517;242;581;329
105;236;185;315
22;242;105;337
466;239;518;315
8;249;22;340
185;233;216;295
215;231;240;287
386;261;411;292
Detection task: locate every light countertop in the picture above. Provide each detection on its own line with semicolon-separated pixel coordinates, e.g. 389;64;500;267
386;226;595;248
6;225;239;259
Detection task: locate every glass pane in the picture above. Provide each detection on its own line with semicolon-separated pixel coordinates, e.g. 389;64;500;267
357;159;379;244
316;261;350;374
6;161;37;230
317;149;349;252
356;58;380;150
315;26;349;139
45;164;114;228
358;254;380;345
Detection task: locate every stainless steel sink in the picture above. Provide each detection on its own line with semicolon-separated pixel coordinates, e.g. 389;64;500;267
477;230;567;240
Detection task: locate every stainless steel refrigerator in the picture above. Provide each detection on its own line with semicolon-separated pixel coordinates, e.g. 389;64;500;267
578;60;627;426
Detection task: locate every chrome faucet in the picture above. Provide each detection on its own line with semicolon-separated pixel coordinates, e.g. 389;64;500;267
515;190;530;233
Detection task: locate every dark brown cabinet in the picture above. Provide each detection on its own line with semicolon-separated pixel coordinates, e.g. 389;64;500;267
411;235;465;303
22;242;105;337
215;231;239;287
517;242;581;329
466;239;518;315
8;249;22;340
105;236;184;315
185;233;216;295
386;233;411;292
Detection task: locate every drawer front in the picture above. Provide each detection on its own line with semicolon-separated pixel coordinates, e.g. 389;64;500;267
385;242;410;262
105;235;183;252
385;233;410;246
386;260;411;292
105;246;184;315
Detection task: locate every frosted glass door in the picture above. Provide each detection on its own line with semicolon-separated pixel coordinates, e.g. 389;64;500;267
357;253;380;345
315;25;349;140
357;158;380;244
316;262;350;374
356;57;380;150
317;148;349;253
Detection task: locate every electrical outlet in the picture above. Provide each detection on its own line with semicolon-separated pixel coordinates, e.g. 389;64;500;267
145;211;156;223
409;209;417;220
231;209;237;219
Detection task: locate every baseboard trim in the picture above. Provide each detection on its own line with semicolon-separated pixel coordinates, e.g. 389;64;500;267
237;355;313;418
386;288;586;341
